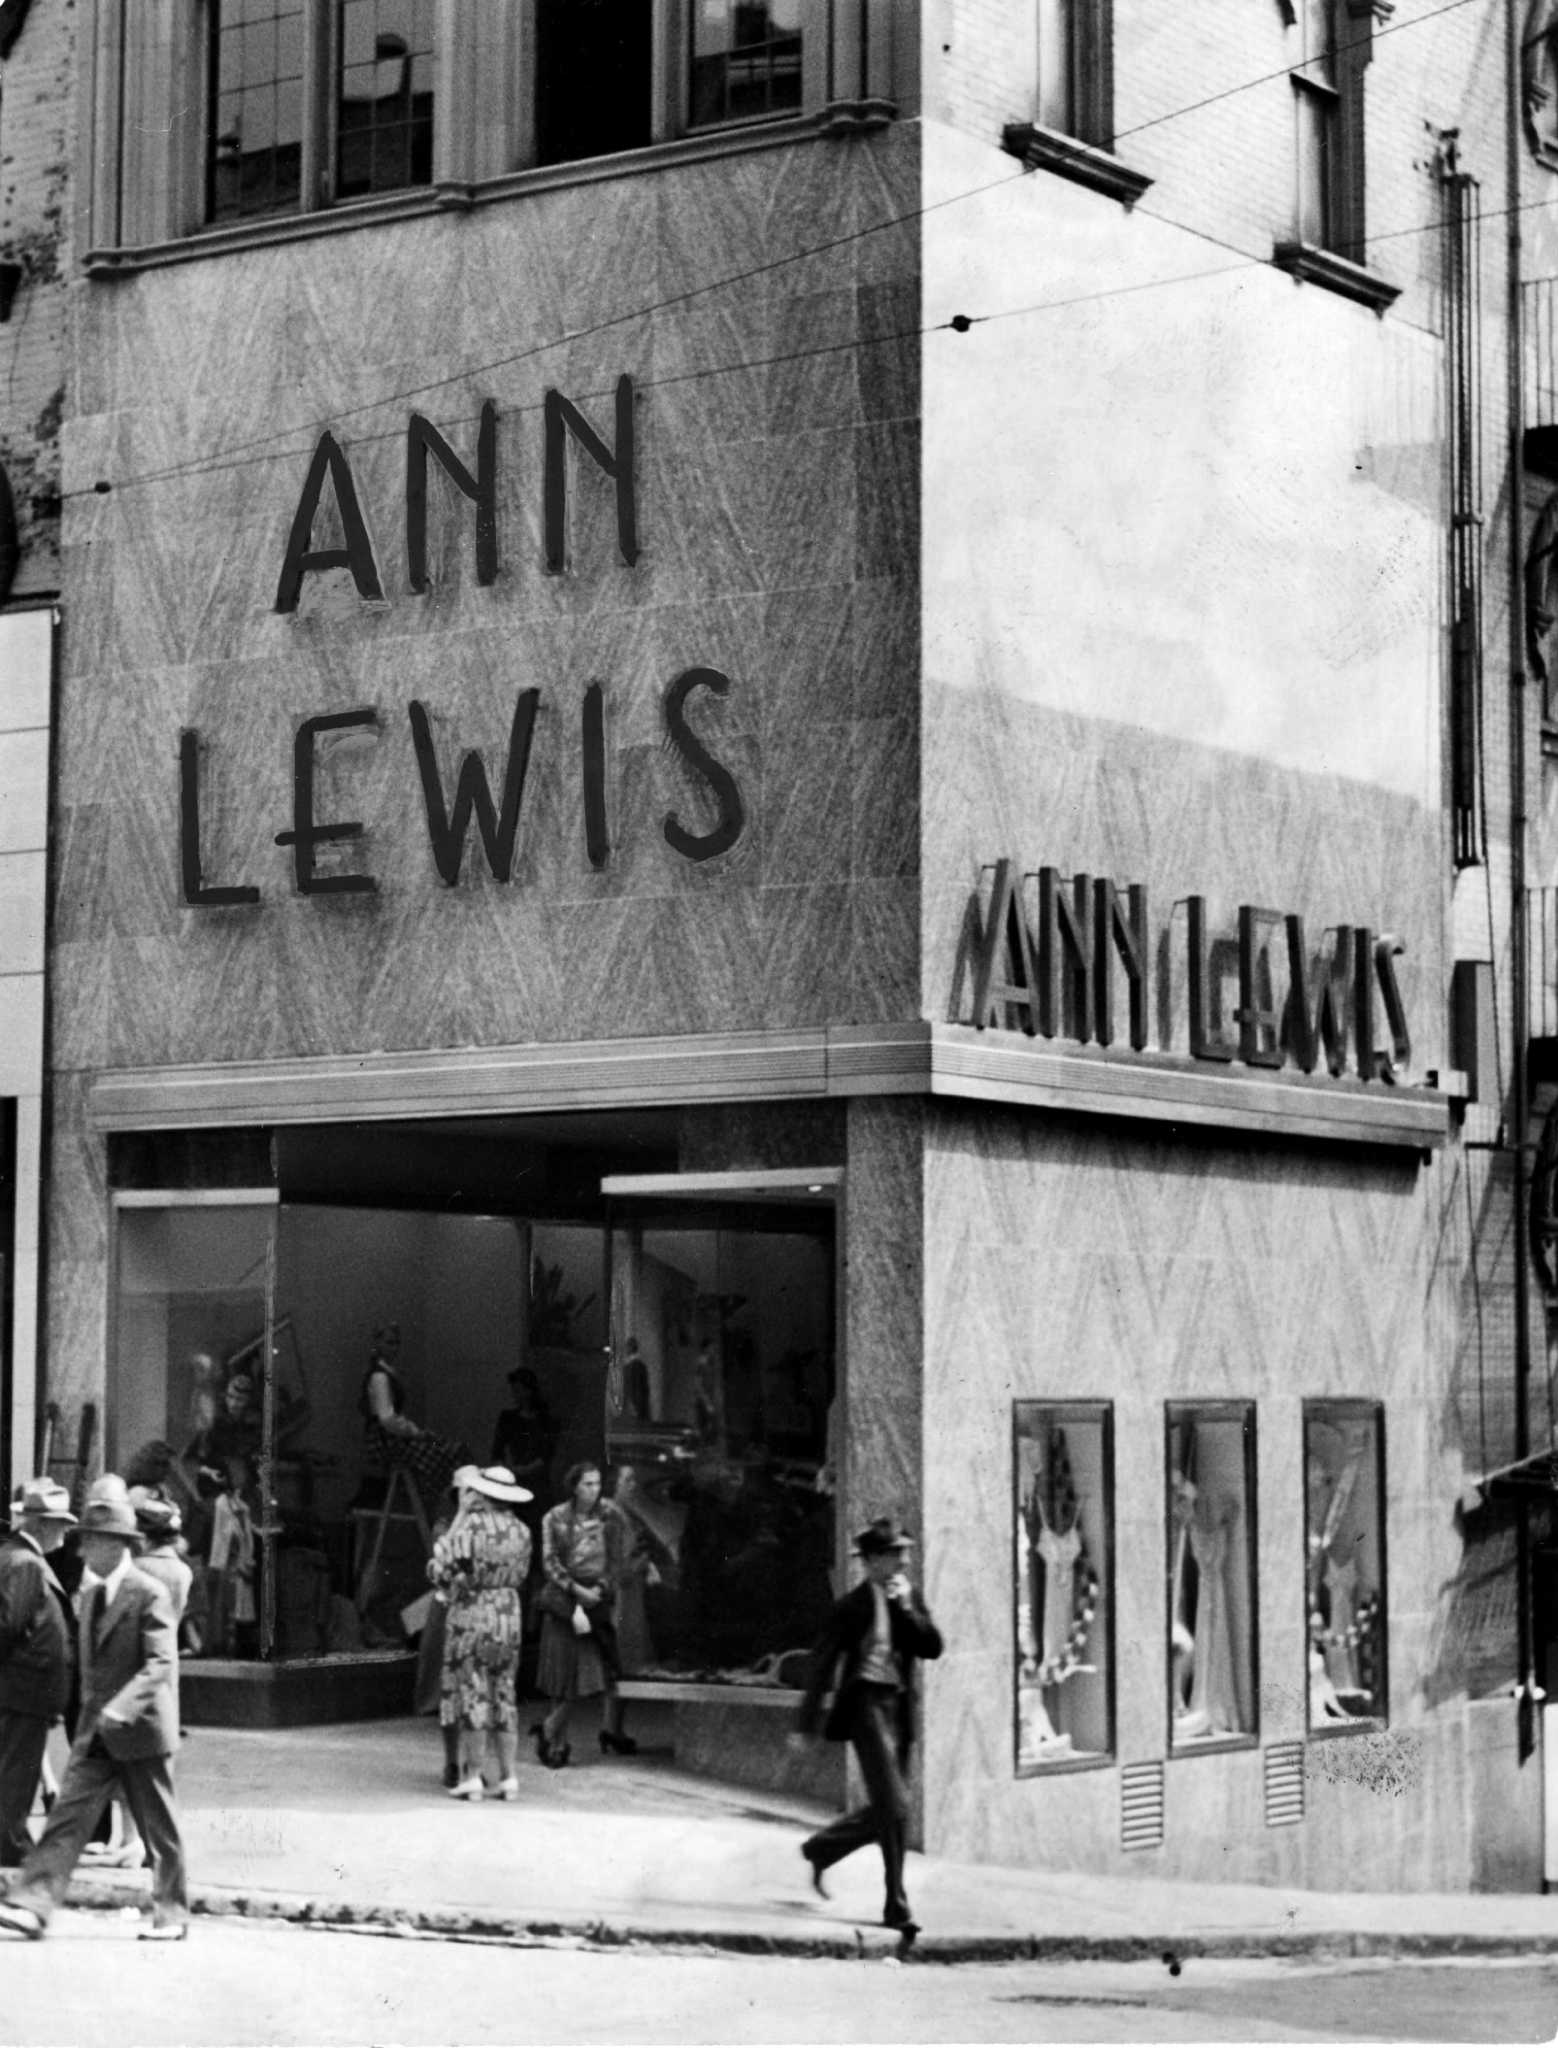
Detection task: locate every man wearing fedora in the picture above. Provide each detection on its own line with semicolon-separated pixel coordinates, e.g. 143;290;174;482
791;1514;944;1944
0;1479;77;1869
0;1475;189;1942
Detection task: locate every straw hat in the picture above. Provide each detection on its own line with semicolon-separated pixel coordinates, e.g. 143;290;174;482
462;1464;533;1504
9;1478;76;1526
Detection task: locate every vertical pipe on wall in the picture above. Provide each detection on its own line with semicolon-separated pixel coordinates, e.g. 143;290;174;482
1507;0;1536;1762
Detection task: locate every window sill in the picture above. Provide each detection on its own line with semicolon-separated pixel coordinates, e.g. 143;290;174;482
1306;1714;1386;1742
84;105;897;278
1168;1731;1260;1760
1001;122;1153;209
1014;1748;1115;1779
1271;240;1400;315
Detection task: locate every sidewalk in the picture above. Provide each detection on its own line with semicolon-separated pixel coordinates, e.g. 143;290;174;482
27;1715;1558;1962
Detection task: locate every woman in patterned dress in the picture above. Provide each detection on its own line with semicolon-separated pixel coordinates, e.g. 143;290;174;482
427;1466;533;1800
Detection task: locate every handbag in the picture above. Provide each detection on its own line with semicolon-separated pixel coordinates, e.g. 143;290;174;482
536;1580;574;1623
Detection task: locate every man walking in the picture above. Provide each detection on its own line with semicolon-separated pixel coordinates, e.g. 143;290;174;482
0;1480;76;1868
791;1515;943;1945
0;1476;189;1941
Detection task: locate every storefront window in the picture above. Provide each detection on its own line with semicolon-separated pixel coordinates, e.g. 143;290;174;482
1166;1403;1258;1750
111;1194;278;1658
1304;1401;1387;1731
604;1206;836;1679
1013;1401;1112;1771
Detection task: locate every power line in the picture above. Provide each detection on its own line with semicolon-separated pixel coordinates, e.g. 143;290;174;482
60;0;1499;503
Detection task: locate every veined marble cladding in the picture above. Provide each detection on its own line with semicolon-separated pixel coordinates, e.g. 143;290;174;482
917;1101;1475;1892
55;130;923;1079
921;690;1445;1077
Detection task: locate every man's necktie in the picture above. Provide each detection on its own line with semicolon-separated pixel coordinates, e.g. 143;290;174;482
89;1582;107;1648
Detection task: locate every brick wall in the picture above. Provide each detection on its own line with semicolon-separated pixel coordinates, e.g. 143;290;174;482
0;0;74;601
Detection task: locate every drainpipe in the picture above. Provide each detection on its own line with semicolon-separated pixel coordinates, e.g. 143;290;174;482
1507;0;1536;1767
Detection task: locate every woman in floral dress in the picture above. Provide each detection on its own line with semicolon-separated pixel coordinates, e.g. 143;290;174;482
428;1465;533;1800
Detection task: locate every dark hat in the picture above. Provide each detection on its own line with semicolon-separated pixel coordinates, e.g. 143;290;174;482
128;1485;182;1538
854;1515;914;1558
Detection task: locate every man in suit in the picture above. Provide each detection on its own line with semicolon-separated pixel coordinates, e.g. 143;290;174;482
0;1476;189;1941
791;1515;943;1945
0;1479;77;1867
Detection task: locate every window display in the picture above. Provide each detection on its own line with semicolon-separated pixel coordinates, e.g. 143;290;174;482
605;1211;835;1681
1013;1402;1112;1771
108;1156;838;1688
1304;1401;1387;1730
1166;1403;1258;1749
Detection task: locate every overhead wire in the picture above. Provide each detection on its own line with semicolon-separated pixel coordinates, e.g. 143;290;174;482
62;0;1495;502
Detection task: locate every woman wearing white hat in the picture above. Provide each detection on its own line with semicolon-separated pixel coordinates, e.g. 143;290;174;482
427;1466;532;1801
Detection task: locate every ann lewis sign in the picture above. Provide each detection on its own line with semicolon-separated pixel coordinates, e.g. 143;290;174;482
962;859;1413;1085
179;378;745;907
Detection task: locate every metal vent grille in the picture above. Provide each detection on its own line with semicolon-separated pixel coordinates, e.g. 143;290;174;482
1264;1742;1306;1828
1120;1761;1165;1851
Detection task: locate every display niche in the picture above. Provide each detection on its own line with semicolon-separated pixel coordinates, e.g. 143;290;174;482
1013;1401;1113;1772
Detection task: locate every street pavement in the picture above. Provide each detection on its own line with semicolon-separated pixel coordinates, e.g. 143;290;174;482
11;1712;1558;1963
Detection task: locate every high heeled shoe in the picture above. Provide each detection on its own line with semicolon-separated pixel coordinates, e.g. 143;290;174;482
599;1729;638;1756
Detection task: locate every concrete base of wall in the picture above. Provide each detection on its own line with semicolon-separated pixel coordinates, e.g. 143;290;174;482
1468;1694;1544;1892
182;1652;418;1728
665;1697;845;1806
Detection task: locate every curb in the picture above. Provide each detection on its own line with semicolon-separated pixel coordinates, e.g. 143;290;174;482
48;1873;1558;1965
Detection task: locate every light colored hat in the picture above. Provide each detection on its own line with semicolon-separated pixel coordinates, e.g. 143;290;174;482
10;1477;76;1525
80;1475;143;1544
463;1464;533;1504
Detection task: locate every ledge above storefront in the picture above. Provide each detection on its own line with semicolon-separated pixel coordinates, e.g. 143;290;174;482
87;1022;1451;1153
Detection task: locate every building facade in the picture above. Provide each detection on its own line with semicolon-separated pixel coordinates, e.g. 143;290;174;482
0;0;70;1501
33;0;1557;1890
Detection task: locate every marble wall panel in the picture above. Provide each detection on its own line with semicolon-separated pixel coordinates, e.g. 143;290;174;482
918;1100;1471;1891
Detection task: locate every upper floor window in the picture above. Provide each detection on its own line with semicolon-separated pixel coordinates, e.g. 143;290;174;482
1291;0;1339;251
1034;0;1112;149
690;2;804;128
208;0;434;227
1274;0;1398;310
90;0;897;258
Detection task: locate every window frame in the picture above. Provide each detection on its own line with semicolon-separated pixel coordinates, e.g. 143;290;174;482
1302;1397;1389;1740
1012;1397;1116;1779
1163;1399;1261;1759
85;0;903;267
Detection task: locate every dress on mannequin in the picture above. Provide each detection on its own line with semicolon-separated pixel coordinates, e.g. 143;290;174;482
1187;1501;1244;1736
1322;1555;1360;1692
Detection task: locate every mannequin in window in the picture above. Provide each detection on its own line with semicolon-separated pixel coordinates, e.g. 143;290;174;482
1169;1462;1207;1738
360;1325;468;1509
489;1366;558;1511
208;1454;259;1658
619;1338;651;1424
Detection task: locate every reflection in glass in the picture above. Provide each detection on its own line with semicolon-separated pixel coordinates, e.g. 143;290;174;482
690;1;804;127
112;1202;275;1660
606;1215;835;1679
1013;1403;1112;1769
209;0;307;221
1167;1405;1257;1747
337;0;435;200
1305;1403;1386;1729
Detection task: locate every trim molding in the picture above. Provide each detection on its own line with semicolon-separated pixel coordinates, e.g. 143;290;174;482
87;1023;1450;1150
1271;239;1401;314
1001;122;1153;209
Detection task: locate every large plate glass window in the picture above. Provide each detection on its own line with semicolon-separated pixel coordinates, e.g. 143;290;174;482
604;1174;837;1683
1013;1401;1113;1772
1304;1400;1387;1730
1166;1402;1258;1750
111;1193;278;1658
